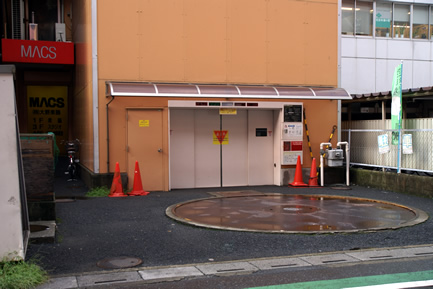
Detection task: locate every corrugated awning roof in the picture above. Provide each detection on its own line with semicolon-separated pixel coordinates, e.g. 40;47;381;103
348;86;433;102
106;82;352;100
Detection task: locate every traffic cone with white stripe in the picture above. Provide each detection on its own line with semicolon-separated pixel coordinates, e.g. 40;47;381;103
128;161;150;196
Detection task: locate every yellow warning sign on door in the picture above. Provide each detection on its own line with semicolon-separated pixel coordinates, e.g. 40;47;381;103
213;130;229;145
139;120;149;127
220;108;237;115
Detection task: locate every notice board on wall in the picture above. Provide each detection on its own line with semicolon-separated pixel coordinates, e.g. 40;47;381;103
282;104;303;165
27;86;68;151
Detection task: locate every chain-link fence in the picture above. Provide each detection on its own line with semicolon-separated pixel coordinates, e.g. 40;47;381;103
341;129;433;173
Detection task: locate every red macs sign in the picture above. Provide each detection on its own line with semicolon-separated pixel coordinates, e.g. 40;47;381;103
2;39;74;65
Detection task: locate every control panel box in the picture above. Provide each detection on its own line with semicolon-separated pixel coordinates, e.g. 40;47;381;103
282;104;303;165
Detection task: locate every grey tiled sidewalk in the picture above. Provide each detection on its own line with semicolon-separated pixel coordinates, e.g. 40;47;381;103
37;245;433;288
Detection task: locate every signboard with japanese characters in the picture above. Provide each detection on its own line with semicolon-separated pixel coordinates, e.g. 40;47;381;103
27;86;68;147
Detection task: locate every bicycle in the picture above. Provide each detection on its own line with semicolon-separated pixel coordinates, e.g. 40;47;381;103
64;139;80;181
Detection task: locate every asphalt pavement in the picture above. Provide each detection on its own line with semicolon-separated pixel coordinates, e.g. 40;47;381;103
26;158;433;287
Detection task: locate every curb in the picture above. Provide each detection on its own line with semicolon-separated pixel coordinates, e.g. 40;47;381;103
36;244;433;288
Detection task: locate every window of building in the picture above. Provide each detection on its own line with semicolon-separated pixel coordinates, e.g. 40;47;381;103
342;0;373;36
344;1;433;40
356;1;373;36
342;0;355;35
430;7;433;39
393;4;410;38
375;2;392;37
413;6;429;39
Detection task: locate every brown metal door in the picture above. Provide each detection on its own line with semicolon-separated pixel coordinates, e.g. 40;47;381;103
127;109;164;191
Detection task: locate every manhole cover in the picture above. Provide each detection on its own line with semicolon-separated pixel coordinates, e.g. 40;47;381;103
96;257;142;269
166;194;428;234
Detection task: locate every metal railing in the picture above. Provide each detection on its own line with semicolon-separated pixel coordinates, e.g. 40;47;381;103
341;129;433;173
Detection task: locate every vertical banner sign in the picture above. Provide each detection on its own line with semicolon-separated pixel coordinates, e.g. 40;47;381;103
391;63;403;145
27;86;68;147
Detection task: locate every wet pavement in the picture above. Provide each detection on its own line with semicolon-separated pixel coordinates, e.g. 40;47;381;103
167;193;427;233
26;158;433;280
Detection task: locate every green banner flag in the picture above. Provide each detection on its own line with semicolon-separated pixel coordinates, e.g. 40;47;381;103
391;63;402;145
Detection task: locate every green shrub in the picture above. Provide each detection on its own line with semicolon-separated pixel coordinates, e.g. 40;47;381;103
85;186;110;197
0;259;48;289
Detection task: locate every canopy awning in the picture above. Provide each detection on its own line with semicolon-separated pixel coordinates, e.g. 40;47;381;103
106;82;352;100
347;86;433;103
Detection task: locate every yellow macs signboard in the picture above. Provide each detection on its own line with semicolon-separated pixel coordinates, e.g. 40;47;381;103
27;86;68;147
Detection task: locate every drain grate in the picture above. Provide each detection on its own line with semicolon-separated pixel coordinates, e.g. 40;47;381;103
30;225;49;233
96;257;142;269
55;198;75;203
330;185;352;190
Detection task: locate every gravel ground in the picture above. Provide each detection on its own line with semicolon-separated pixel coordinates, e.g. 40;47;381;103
25;160;433;276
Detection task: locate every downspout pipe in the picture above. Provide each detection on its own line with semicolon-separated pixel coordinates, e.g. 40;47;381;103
106;96;114;172
91;0;99;174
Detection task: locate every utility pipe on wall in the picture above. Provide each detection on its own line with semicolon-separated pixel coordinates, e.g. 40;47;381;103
320;142;332;187
106;96;115;172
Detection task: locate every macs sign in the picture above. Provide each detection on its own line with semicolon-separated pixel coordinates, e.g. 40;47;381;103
2;39;74;65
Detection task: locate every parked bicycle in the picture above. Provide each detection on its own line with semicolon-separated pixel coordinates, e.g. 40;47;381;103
64;139;80;181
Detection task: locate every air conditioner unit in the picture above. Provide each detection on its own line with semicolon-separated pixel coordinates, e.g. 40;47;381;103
55;23;66;42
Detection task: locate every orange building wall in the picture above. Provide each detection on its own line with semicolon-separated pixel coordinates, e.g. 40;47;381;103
72;0;95;171
75;0;340;183
97;0;338;86
301;100;339;168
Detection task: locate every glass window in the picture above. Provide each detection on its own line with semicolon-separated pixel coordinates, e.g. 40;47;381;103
356;1;373;36
393;4;410;39
376;3;392;37
430;7;433;39
342;0;355;35
413;6;429;39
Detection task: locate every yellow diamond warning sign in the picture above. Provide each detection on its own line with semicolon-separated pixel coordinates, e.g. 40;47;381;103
213;130;229;145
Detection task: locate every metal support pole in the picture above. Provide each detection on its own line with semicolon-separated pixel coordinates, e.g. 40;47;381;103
320;142;332;187
337;141;350;186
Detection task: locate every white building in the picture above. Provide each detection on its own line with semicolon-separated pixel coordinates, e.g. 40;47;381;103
340;0;433;95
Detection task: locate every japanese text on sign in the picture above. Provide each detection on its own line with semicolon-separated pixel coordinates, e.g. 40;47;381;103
27;86;68;146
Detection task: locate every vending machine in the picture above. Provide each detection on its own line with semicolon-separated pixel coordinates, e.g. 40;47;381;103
282;103;303;165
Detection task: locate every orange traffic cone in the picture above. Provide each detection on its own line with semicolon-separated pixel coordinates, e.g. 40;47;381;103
128;161;150;196
109;162;127;197
289;155;308;187
308;158;319;187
